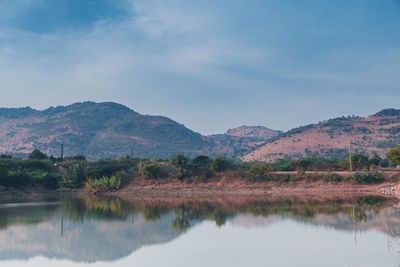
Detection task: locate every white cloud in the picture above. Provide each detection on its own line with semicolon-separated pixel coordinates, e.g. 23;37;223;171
0;0;399;134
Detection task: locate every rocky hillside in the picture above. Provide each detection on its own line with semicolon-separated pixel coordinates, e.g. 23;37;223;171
0;102;209;159
207;126;281;157
242;109;400;162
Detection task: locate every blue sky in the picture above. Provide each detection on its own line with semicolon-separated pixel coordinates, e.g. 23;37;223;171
0;0;399;134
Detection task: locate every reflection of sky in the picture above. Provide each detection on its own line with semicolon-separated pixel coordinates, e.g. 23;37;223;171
0;219;398;267
0;1;400;133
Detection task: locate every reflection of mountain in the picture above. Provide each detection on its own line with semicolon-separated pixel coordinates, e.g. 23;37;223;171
0;196;398;263
231;208;400;237
0;201;183;263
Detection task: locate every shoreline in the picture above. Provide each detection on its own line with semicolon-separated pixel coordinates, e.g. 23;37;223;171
113;178;400;200
0;179;399;202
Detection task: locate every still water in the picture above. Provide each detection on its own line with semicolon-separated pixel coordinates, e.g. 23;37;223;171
0;196;398;267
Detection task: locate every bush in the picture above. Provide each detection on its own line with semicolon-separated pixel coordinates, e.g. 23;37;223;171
29;149;48;160
87;159;135;179
190;156;213;180
141;161;167;179
388;145;400;165
247;164;272;182
324;173;343;183
171;154;190;181
42;173;61;189
351;172;384;184
63;162;87;188
1;171;31;187
211;158;232;173
85;175;121;192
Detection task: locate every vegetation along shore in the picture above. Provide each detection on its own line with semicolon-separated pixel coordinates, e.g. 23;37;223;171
0;145;400;200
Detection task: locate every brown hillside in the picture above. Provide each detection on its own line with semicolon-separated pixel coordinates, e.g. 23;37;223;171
242;109;400;162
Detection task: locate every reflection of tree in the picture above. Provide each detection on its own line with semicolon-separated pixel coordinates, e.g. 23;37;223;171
63;197;131;222
141;207;168;221
0;196;393;233
172;216;191;231
135;196;391;232
0;203;59;229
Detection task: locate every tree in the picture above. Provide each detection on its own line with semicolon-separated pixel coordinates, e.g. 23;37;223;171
289;158;313;174
247;164;272;182
171;153;189;169
388;146;400;165
29;149;47;160
63;162;86;188
351;154;370;170
171;153;190;180
369;153;382;167
211;158;231;173
189;156;212;179
141;161;166;179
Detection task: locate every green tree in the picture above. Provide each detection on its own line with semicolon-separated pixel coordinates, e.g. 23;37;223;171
388;146;400;165
63;162;86;188
211;158;231;173
171;153;190;180
351;154;370;170
29;149;47;160
190;156;212;179
141;161;166;179
247;164;272;182
289;158;313;174
369;153;382;167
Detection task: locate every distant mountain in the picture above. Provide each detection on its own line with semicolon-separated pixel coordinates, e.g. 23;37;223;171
242;109;400;162
207;126;281;158
0;102;209;159
1;102;398;161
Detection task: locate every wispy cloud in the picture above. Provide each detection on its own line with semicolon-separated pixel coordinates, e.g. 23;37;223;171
0;0;399;134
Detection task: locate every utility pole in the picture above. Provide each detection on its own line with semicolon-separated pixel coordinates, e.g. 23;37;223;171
139;158;143;173
60;143;64;160
130;147;133;159
349;140;353;173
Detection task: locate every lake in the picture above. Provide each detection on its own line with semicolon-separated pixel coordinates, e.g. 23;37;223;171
0;196;398;267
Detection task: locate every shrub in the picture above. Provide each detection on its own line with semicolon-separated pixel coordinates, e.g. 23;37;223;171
87;159;134;179
247;164;272;182
42;173;61;189
29;149;48;160
388;145;400;165
141;161;167;179
2;171;31;187
351;154;370;170
21;159;55;172
63;162;87;188
272;160;292;171
211;158;231;173
324;173;343;183
190;156;212;180
85;175;121;192
351;172;384;184
171;154;190;181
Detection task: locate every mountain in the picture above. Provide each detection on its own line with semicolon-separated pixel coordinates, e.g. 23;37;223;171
0;102;209;159
242;109;400;162
1;102;397;161
206;126;281;157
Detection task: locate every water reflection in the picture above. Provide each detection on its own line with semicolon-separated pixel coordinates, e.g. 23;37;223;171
0;196;398;264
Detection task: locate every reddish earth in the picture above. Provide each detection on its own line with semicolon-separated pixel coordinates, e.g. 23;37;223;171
242;111;400;162
113;173;400;200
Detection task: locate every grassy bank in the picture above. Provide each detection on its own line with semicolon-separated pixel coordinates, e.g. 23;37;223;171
0;150;399;197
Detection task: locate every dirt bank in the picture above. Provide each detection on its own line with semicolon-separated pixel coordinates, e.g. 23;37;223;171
112;176;399;200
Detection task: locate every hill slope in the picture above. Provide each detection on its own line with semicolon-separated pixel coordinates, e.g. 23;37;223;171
207;126;281;157
0;102;208;159
242;109;400;162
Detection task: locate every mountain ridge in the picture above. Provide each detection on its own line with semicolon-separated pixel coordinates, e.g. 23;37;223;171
0;101;208;159
242;109;400;162
0;101;398;161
